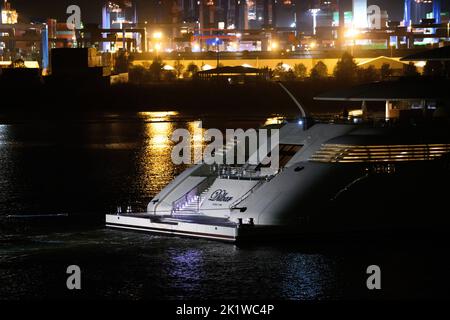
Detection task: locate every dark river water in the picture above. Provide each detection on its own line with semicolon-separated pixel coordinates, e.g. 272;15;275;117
0;112;449;300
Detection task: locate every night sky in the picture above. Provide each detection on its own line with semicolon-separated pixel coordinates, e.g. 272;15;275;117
7;0;450;24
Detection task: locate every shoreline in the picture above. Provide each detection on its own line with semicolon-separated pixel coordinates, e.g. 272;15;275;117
0;80;359;118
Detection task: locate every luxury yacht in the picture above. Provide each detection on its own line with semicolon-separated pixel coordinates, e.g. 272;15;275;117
106;98;450;242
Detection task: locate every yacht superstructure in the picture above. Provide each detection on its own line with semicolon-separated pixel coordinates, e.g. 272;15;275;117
106;117;450;242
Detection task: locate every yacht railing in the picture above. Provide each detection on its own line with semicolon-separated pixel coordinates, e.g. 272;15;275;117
216;164;264;180
306;113;450;128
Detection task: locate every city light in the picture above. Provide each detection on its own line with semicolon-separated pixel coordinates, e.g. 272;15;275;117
152;31;163;39
163;65;175;71
390;43;396;57
415;61;426;68
264;117;285;126
0;0;447;59
348;110;363;117
202;64;213;71
192;43;201;52
345;28;360;39
138;111;179;122
229;42;238;51
281;63;291;71
270;41;278;51
353;0;368;29
309;9;320;35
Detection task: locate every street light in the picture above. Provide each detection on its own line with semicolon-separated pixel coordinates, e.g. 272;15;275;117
215;37;220;68
309;9;320;35
215;37;221;81
390;43;395;57
152;31;163;58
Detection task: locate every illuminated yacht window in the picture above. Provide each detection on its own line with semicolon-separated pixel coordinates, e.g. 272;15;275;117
310;144;450;163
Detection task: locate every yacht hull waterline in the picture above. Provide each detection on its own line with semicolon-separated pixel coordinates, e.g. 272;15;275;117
106;121;450;242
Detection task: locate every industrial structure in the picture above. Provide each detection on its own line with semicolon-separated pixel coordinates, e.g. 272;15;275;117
101;1;140;52
1;0;17;24
0;0;449;73
139;0;449;53
404;0;442;26
0;1;49;70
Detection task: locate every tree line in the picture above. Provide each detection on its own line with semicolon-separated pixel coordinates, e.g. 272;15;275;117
127;51;446;84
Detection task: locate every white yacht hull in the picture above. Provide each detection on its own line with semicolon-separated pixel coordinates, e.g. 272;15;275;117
105;122;450;242
105;214;239;242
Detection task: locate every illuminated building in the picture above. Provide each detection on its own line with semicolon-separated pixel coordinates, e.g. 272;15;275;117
66;0;446;54
1;0;18;24
103;1;137;29
0;1;50;71
352;0;367;28
404;0;443;26
102;1;138;52
47;19;77;49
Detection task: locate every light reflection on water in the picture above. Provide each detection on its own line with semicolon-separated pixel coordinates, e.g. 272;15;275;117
139;121;178;196
0;112;443;300
167;249;204;295
137;118;203;197
0;229;346;300
279;254;339;300
0;113;206;214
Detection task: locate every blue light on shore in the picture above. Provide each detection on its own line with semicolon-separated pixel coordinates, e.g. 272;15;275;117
298;120;304;126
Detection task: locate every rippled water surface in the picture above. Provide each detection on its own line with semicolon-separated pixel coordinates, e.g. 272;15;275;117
0;113;449;300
